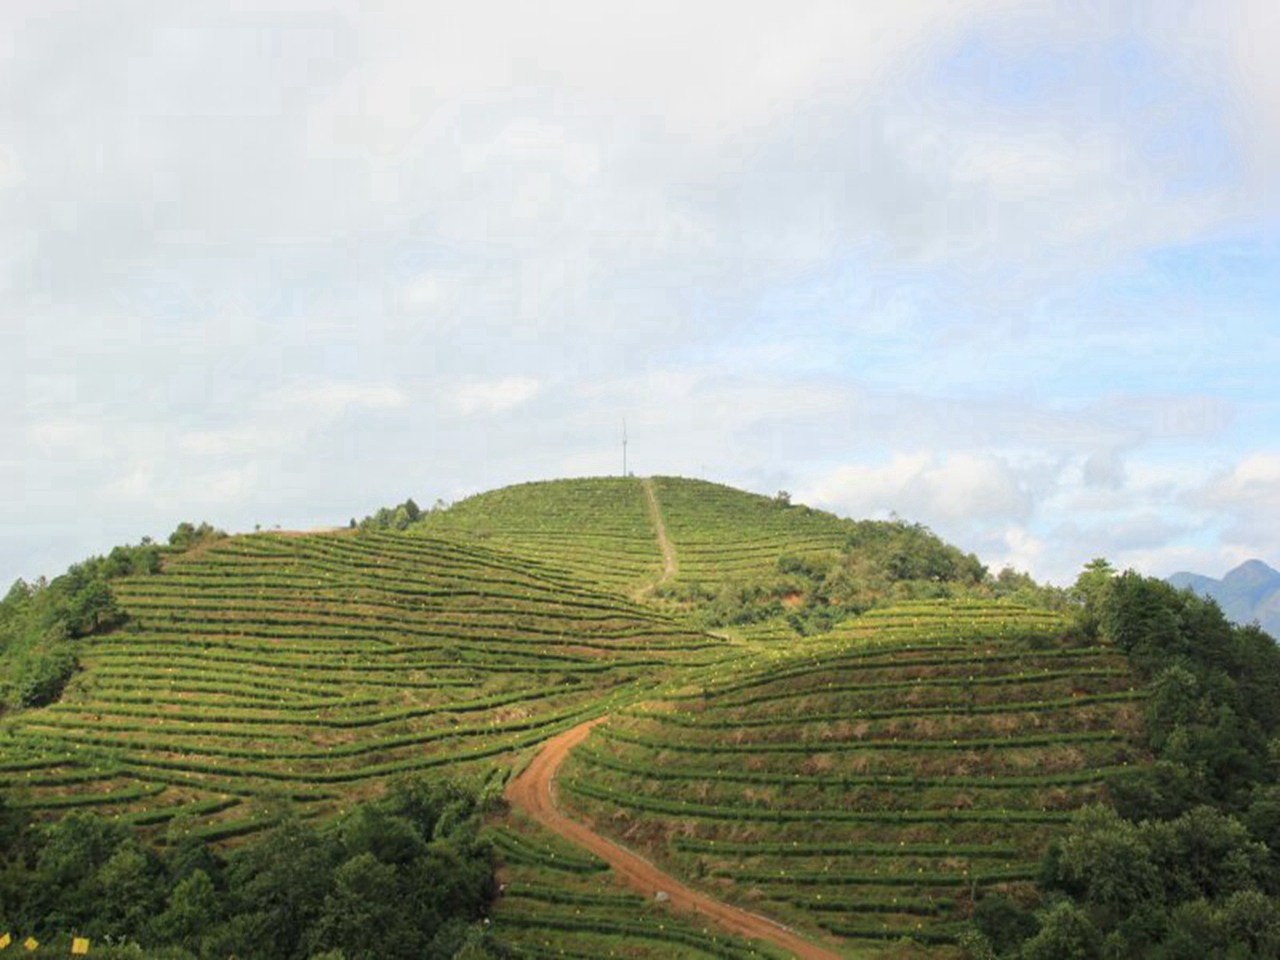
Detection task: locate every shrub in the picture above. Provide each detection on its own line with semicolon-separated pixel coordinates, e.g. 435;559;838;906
12;644;78;707
1020;901;1102;960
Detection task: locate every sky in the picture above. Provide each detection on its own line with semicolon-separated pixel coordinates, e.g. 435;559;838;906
2;0;1277;587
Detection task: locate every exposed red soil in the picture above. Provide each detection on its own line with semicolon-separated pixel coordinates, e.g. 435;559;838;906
504;718;843;960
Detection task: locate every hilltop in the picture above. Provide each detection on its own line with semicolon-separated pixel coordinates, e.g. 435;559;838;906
2;477;1279;958
1168;559;1280;638
415;476;1030;630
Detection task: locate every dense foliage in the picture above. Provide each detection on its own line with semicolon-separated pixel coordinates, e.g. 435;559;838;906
356;498;449;531
660;515;1056;633
0;524;220;710
0;778;495;960
963;565;1280;959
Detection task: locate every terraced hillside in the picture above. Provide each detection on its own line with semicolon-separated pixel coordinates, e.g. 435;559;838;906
0;529;724;840
421;477;858;597
648;478;850;587
556;601;1144;949
1;478;1146;957
419;477;665;592
487;814;787;959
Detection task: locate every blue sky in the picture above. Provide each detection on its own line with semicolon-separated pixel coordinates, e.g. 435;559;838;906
2;0;1277;586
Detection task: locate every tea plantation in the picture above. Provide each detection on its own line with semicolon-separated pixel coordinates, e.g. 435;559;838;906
4;477;1278;958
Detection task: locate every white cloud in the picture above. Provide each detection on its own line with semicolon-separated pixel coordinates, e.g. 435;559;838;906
1194;452;1280;544
0;0;1275;590
99;465;157;504
448;377;540;417
995;526;1048;575
25;417;111;457
802;452;1039;526
177;426;286;457
0;145;20;193
268;382;408;416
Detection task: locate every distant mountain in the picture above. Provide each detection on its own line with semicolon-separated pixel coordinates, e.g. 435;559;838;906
1168;559;1280;639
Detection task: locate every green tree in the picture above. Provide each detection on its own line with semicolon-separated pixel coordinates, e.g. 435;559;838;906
11;643;78;707
151;869;220;950
1070;558;1115;637
1021;901;1103;960
1218;889;1280;956
307;853;408;960
97;840;167;938
1048;805;1160;925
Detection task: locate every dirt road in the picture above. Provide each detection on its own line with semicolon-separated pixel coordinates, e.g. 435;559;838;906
504;719;844;960
641;478;678;584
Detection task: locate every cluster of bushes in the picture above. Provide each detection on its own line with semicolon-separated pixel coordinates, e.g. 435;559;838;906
0;778;496;960
962;565;1280;958
966;804;1280;958
658;518;1071;633
353;498;448;532
0;524;223;711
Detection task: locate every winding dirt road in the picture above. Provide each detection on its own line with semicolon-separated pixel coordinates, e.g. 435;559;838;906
505;719;844;960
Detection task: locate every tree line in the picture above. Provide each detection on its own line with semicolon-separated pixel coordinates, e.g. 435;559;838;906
962;563;1280;959
0;778;496;960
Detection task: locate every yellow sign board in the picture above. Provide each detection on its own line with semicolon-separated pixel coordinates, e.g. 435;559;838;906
72;937;91;955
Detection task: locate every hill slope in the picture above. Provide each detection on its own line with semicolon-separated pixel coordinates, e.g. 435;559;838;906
1;476;1139;958
1;529;725;839
554;601;1144;948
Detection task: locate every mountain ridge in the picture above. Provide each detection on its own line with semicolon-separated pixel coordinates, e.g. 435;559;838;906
1168;558;1280;638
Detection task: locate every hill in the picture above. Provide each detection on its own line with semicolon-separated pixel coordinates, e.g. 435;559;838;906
554;601;1138;947
414;476;856;597
7;476;1279;957
419;476;1000;631
1167;559;1280;638
0;529;723;840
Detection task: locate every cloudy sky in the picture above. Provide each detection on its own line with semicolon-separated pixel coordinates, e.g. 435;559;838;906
2;0;1277;587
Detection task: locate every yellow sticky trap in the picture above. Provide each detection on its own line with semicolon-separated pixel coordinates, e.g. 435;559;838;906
72;937;91;954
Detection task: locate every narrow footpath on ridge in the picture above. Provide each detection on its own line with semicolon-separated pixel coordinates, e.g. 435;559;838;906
641;477;678;584
504;719;845;960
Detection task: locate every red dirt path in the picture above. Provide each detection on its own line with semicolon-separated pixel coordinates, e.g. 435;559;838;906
504;718;844;960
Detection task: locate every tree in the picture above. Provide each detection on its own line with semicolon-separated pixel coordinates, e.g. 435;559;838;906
1070;558;1115;636
97;840;167;938
1048;805;1160;924
308;853;408;960
168;522;222;550
151;869;220;949
1020;901;1103;960
12;644;78;707
970;893;1037;954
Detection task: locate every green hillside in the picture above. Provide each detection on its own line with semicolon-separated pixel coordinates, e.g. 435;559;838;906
557;601;1140;947
1;529;722;840
487;815;787;959
647;477;850;586
5;476;1279;958
417;477;665;593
